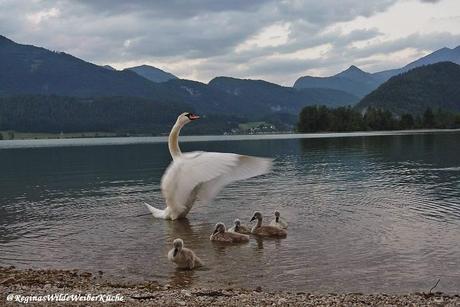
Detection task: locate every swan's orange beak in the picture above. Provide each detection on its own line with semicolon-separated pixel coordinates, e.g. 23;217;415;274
189;113;200;120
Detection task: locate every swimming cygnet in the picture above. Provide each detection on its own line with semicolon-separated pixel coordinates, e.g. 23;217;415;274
250;211;287;238
167;238;203;270
269;210;288;229
228;219;251;235
210;222;249;243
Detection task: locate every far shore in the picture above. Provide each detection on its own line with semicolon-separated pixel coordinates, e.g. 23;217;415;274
1;128;459;142
1;266;458;306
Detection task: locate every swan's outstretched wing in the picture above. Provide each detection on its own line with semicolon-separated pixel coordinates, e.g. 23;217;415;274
161;152;272;213
196;154;272;203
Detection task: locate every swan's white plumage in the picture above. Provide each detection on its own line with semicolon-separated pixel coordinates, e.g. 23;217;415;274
161;151;272;219
146;112;272;220
196;154;272;203
144;202;169;219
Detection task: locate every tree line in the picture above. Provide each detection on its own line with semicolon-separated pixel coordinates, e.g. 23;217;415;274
0;95;242;136
297;105;460;133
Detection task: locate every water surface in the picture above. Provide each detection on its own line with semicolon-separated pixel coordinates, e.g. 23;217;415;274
1;131;459;293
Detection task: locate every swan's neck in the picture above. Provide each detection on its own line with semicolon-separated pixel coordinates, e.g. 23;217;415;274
276;216;279;223
168;120;184;159
256;218;262;228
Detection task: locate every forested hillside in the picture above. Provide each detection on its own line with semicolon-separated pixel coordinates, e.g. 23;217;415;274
357;62;460;115
0;95;242;135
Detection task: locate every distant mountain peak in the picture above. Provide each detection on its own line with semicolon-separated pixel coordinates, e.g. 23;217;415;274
102;65;116;71
334;65;371;81
126;65;177;83
295;44;460;98
338;65;367;75
348;65;362;71
0;35;14;44
137;64;155;69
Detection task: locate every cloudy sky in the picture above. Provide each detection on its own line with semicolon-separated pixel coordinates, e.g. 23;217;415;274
1;0;459;85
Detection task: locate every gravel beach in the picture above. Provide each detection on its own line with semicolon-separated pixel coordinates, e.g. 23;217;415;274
1;267;459;306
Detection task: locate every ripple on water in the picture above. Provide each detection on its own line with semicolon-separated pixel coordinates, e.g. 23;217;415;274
1;132;460;293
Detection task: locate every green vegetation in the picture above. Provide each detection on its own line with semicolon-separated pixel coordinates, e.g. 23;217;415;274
357;62;460;115
297;105;460;133
0;95;187;135
0;95;247;136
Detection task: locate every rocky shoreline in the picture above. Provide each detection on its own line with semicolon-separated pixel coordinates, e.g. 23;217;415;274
1;266;459;306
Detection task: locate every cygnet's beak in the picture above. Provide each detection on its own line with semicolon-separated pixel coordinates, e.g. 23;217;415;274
250;216;256;222
173;248;178;257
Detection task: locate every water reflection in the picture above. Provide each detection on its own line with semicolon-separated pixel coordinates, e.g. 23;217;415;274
1;131;460;293
168;268;197;288
165;219;194;240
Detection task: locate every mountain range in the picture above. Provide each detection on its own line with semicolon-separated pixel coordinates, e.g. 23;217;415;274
294;46;460;97
0;35;176;102
0;35;358;119
102;64;178;82
356;62;460;115
1;34;459;134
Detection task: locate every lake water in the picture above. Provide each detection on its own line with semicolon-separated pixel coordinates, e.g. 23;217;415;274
1;130;459;293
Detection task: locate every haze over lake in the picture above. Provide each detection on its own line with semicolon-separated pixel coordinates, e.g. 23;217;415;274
1;131;459;293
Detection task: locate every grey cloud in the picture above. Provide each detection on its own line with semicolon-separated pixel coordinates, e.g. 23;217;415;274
75;0;270;18
1;0;397;62
210;31;460;85
342;32;460;60
0;0;458;85
276;0;397;25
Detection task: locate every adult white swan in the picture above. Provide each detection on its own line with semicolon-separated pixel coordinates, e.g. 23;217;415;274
145;112;272;220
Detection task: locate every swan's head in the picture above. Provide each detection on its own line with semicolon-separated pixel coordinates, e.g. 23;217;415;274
212;222;226;234
250;211;262;222
177;112;200;126
172;238;183;256
234;219;241;230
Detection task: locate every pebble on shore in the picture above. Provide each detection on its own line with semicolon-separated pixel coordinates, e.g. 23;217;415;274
1;266;459;306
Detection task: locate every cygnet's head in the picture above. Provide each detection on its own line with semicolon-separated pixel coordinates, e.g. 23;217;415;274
177;112;200;126
250;211;262;222
234;219;241;230
274;210;280;222
172;238;183;256
213;222;226;234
